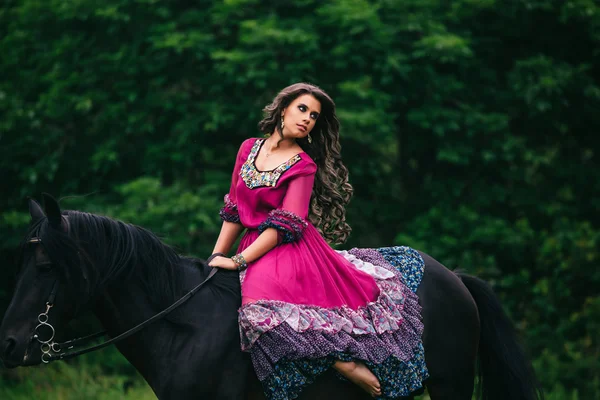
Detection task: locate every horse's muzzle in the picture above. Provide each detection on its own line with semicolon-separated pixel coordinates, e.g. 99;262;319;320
0;335;43;368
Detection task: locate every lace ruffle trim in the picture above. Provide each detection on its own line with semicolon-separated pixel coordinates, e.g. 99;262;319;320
248;289;424;380
239;251;416;350
219;194;240;223
258;209;308;243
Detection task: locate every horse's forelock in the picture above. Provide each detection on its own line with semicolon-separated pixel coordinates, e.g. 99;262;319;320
36;214;95;313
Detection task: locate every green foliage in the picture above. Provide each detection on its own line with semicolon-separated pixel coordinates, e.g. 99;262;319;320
1;0;598;398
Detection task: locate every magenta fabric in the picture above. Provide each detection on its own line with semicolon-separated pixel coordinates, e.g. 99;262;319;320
220;138;428;398
222;138;380;308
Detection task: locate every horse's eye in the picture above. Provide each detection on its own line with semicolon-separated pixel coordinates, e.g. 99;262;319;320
34;244;52;266
36;262;53;272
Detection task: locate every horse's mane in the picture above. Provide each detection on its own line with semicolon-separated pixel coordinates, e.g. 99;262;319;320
26;210;193;313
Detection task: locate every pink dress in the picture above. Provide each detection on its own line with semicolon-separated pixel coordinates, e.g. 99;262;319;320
220;138;428;399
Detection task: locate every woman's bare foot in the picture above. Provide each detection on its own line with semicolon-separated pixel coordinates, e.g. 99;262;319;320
334;360;381;397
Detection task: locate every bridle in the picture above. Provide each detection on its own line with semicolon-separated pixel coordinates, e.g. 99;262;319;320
27;236;218;363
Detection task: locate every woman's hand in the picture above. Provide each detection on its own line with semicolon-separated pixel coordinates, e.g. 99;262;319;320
208;255;237;270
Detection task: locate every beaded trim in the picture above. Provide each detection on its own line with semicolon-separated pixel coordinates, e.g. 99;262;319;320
240;139;302;189
219;194;240;223
258;209;308;243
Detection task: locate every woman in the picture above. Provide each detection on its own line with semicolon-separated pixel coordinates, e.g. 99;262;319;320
208;83;424;399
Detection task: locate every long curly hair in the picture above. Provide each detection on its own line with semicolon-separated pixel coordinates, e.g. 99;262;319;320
258;83;353;245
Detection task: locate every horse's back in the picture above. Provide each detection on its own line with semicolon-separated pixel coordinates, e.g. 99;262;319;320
417;251;480;398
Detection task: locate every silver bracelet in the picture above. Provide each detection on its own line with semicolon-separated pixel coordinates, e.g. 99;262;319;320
231;253;248;271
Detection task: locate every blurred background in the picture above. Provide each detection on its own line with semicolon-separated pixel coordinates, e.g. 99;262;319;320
1;0;598;399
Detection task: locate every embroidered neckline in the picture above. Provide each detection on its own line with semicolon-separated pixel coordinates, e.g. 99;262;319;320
253;139;304;172
240;139;302;189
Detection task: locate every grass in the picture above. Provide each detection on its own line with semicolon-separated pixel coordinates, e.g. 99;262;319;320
0;359;154;400
0;358;584;399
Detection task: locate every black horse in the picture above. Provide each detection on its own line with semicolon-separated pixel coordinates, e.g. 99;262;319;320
0;195;543;400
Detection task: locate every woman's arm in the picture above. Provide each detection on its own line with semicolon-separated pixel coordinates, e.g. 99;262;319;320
209;140;248;258
211;165;316;270
237;227;278;262
212;220;245;255
209;226;278;269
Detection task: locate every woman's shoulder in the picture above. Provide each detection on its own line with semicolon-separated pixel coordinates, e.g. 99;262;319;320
297;153;317;175
235;137;262;159
240;137;262;150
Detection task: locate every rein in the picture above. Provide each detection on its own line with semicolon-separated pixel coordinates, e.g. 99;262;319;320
29;237;219;363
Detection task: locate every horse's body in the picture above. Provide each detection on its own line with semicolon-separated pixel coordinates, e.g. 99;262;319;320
0;196;543;400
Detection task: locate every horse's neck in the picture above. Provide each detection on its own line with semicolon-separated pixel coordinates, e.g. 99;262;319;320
91;266;190;380
91;261;247;398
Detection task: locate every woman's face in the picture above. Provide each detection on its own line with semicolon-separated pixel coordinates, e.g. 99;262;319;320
282;94;321;139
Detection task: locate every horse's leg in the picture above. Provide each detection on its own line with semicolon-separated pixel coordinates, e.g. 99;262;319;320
417;252;479;400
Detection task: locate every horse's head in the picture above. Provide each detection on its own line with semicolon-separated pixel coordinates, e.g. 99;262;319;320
1;194;190;368
0;194;86;367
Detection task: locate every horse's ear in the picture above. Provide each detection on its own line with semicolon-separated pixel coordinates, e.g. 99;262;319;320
42;193;62;230
28;198;45;222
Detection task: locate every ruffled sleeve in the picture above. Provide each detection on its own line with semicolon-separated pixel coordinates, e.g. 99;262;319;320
219;140;249;223
258;162;317;244
219;193;240;223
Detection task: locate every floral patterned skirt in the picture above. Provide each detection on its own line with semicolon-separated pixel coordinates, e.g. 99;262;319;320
237;241;429;400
